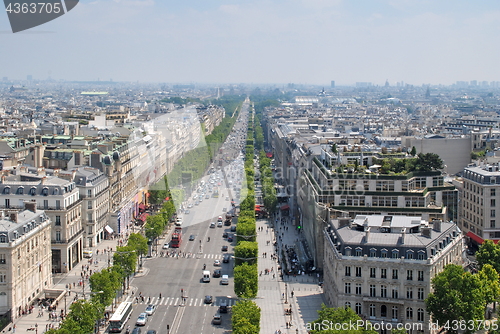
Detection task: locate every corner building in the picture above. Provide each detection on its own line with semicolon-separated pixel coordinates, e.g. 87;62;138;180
323;215;464;334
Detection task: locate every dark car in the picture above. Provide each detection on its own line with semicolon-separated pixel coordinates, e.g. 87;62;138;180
222;245;228;252
189;234;195;241
230;226;236;232
222;232;228;238
131;328;142;334
227;235;233;242
205;295;213;304
219;301;228;313
146;331;157;334
213;269;221;278
223;254;230;263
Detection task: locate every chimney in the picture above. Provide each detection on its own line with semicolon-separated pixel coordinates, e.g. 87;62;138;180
364;226;370;242
24;201;36;213
433;219;442;232
37;167;45;176
0;176;4;184
41;176;47;185
72;170;76;182
401;227;406;244
9;211;18;223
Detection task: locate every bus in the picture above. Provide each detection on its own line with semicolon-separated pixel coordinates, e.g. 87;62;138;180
171;227;182;248
214;188;219;198
109;301;133;333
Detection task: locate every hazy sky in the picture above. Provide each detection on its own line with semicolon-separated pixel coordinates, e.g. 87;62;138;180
1;0;499;85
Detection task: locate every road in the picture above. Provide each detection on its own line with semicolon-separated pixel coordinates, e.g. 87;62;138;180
122;99;250;334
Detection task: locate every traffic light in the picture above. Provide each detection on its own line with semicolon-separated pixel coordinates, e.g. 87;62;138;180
181;289;183;293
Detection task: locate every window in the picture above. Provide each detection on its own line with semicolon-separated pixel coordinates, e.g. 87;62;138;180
345;302;351;310
42;188;48;196
0;254;5;264
492;199;496;207
345;266;351;276
381;269;387;279
492;189;496;197
418;271;424;281
17;187;23;194
407;270;413;280
369;304;376;318
417;308;424;322
418;252;425;260
381;305;387;318
56;200;60;210
88;189;92;197
355;267;362;277
406;307;413;320
370;284;376;297
3;187;9;194
355;303;362;315
381;250;388;258
88;201;92;209
0;235;5;244
345;248;351;256
407;287;413;299
345;283;351;294
417;288;424;300
30;187;36;196
392;306;398;320
355;284;362;295
56;231;61;242
392;250;399;259
55;216;61;226
392;269;398;279
392;288;398;299
88;213;92;222
4;199;9;209
0;273;5;283
381;285;387;298
491;220;496;228
43;200;48;209
406;251;414;260
370;268;376;278
492;210;496;218
370;249;376;257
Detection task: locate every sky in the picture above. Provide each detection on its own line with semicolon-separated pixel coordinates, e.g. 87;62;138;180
1;0;499;86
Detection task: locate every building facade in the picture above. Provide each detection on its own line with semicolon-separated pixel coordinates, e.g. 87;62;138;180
323;215;464;334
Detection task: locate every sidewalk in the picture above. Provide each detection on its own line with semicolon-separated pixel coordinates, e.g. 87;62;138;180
256;211;325;334
4;234;136;334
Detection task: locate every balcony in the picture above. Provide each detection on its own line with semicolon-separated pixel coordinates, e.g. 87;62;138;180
51;228;84;245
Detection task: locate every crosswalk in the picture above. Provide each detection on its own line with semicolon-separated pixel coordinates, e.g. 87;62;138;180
134;296;237;307
159;253;226;260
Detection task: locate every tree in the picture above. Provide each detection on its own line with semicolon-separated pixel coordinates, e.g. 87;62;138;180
59;300;103;334
127;233;148;257
89;268;121;307
479;264;500;311
410;146;417;156
232;300;261;334
234;241;258;266
426;264;486;333
308;305;378;333
476;239;500;273
234;263;258;298
331;143;338;155
415;153;443;171
113;246;137;289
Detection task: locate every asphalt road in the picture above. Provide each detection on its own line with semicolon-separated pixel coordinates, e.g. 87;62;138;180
122;101;250;334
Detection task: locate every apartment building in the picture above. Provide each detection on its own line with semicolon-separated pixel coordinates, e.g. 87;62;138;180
460;163;500;246
0;168;83;273
0;207;52;320
323;215;464;334
59;167;110;248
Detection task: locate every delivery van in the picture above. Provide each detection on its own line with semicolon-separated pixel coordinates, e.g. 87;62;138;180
203;270;211;282
83;249;93;258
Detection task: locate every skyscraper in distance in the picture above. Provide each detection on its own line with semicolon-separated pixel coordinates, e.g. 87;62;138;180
331;80;335;88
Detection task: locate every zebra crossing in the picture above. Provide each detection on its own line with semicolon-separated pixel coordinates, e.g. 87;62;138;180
135;296;236;307
158;253;225;260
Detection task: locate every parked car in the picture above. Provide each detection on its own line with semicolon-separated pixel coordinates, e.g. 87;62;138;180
145;304;156;316
136;313;148;326
222;232;228;238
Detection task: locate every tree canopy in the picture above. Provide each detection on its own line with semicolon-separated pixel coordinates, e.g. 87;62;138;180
308;305;378;334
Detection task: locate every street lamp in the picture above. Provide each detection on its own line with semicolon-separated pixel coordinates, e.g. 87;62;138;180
285;283;288;304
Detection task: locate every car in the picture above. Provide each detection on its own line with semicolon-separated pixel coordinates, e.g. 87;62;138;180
214;260;221;266
195;201;199;205
187;203;193;208
145;304;156;316
210;222;216;228
213;269;221;278
185;209;190;214
206;194;210;199
467;248;475;255
136;313;148;326
217;221;223;228
222;245;228;252
223;254;230;263
212;314;222;325
205;295;213;304
131;328;142;334
226;196;230;201
230;226;236;232
189;234;195;241
219;300;228;313
163;243;169;249
222;232;228;238
146;331;157;334
227;235;233;242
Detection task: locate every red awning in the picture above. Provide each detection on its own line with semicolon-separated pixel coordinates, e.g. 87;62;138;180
138;213;149;222
466;231;484;244
280;204;289;211
139;204;146;211
266;152;273;158
255;205;261;212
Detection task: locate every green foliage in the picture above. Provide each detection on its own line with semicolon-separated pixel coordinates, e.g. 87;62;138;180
331;143;338;154
476;240;500;274
309;305;378;334
145;214;165;241
234;263;258;298
89;268;121;307
236;222;256;243
425;264;486;333
415;153;443;171
471;150;486;160
234;241;258;266
372;152;444;174
113;245;137;278
54;300;104;334
410;146;417;156
478;264;500;306
232;300;261;334
127;233;148;257
159;96;202;105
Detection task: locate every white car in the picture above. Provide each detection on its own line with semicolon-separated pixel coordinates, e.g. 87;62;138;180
214;260;221;266
145;304;156;316
136;313;148;326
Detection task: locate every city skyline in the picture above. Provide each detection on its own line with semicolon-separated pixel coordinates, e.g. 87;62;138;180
1;0;499;85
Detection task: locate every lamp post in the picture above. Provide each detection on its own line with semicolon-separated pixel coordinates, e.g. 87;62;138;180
89;291;104;334
284;283;288;304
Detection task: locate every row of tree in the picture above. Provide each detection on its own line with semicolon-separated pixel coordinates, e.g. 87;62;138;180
232;104;260;334
259;150;278;214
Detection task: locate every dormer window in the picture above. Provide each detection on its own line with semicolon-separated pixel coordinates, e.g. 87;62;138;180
42;188;49;196
355;248;363;257
17;187;24;195
3;187;10;194
345;247;352;256
381;249;388;258
418;252;425;260
0;234;7;243
53;188;58;195
369;249;377;257
406;250;414;260
30;187;36;196
392;250;399;259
